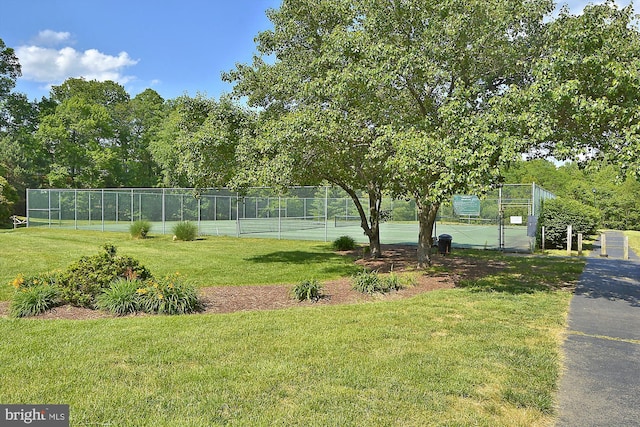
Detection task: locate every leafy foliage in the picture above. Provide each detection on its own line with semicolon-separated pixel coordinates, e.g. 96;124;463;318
172;221;198;241
539;198;599;249
292;279;323;302
226;0;555;264
10;284;61;318
56;244;152;307
135;274;201;315
129;220;152;239
522;3;640;177
0;174;18;228
95;278;141;316
332;235;356;251
352;270;402;295
96;275;201;316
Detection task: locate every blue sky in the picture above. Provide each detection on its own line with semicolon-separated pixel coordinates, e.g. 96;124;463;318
0;0;634;102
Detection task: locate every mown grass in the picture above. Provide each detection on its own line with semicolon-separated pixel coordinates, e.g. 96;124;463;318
0;291;574;426
623;230;640;255
0;228;584;426
0;228;360;300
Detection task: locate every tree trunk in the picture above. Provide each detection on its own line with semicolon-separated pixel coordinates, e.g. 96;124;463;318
417;201;439;268
367;190;382;258
340;185;383;258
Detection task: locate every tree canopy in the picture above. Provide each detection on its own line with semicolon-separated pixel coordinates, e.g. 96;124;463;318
227;0;554;263
518;1;640;177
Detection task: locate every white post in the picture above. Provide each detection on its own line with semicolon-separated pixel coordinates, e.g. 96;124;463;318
624;235;629;260
578;233;583;256
600;233;608;257
567;224;572;255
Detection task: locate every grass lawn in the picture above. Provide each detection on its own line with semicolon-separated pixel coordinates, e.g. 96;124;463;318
0;228;361;301
0;228;584;426
623;230;640;255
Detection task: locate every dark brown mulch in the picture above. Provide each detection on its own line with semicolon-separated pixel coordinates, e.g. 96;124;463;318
0;245;505;320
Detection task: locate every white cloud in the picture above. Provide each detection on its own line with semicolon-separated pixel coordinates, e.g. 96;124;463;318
33;30;72;47
15;42;138;87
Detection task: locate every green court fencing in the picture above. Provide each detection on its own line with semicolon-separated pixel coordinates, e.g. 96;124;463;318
26;184;554;252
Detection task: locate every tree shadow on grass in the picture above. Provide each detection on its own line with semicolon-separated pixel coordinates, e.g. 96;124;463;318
455;256;583;295
244;250;361;276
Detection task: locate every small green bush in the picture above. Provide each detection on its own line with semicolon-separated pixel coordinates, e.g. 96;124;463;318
130;220;152;239
332;235;357;251
56;244;152;308
10;284;61;318
292;279;323;302
352;270;403;295
95;278;141;316
173;221;198;241
137;274;201;315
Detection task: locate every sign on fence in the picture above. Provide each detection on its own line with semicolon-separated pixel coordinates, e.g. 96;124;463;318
453;195;480;216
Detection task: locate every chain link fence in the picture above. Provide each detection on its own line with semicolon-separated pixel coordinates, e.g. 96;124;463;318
26;184;554;251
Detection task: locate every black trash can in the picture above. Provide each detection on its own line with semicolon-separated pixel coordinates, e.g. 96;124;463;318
438;234;452;255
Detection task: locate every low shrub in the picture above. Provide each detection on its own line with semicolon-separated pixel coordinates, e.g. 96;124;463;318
352;270;403;295
137;274;201;315
95;278;141;316
292;279;323;302
56;244;152;308
332;235;356;251
130;220;152;239
538;198;599;249
10;284;61;318
173;221;198;241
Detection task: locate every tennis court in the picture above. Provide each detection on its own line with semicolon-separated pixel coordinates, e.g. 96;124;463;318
25;185;551;252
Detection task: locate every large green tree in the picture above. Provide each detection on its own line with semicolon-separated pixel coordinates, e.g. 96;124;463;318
0;38;20;102
36;78;165;188
522;1;640;177
126;89;167;186
151;95;255;189
228;0;552;264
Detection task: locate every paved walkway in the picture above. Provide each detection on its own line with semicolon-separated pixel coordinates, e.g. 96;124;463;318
556;231;640;426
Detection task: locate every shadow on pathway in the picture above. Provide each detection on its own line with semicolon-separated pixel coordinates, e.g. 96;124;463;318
556;231;640;426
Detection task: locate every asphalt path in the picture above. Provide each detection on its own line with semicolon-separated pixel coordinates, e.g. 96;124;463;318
556;231;640;426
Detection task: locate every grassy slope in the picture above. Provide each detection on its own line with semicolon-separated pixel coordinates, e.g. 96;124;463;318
0;228;585;426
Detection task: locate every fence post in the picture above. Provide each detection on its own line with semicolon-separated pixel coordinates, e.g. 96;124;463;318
542;226;545;251
567;225;572;255
578;233;583;256
600;233;608;257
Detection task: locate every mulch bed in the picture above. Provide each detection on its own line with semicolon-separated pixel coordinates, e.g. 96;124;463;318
0;245;505;320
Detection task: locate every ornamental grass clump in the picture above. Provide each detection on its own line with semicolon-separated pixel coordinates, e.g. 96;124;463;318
292;279;323;302
95;275;201;316
129;220;152;239
9;273;62;318
95;278;141;316
136;274;201;315
332;235;357;251
352;269;403;295
172;221;198;241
